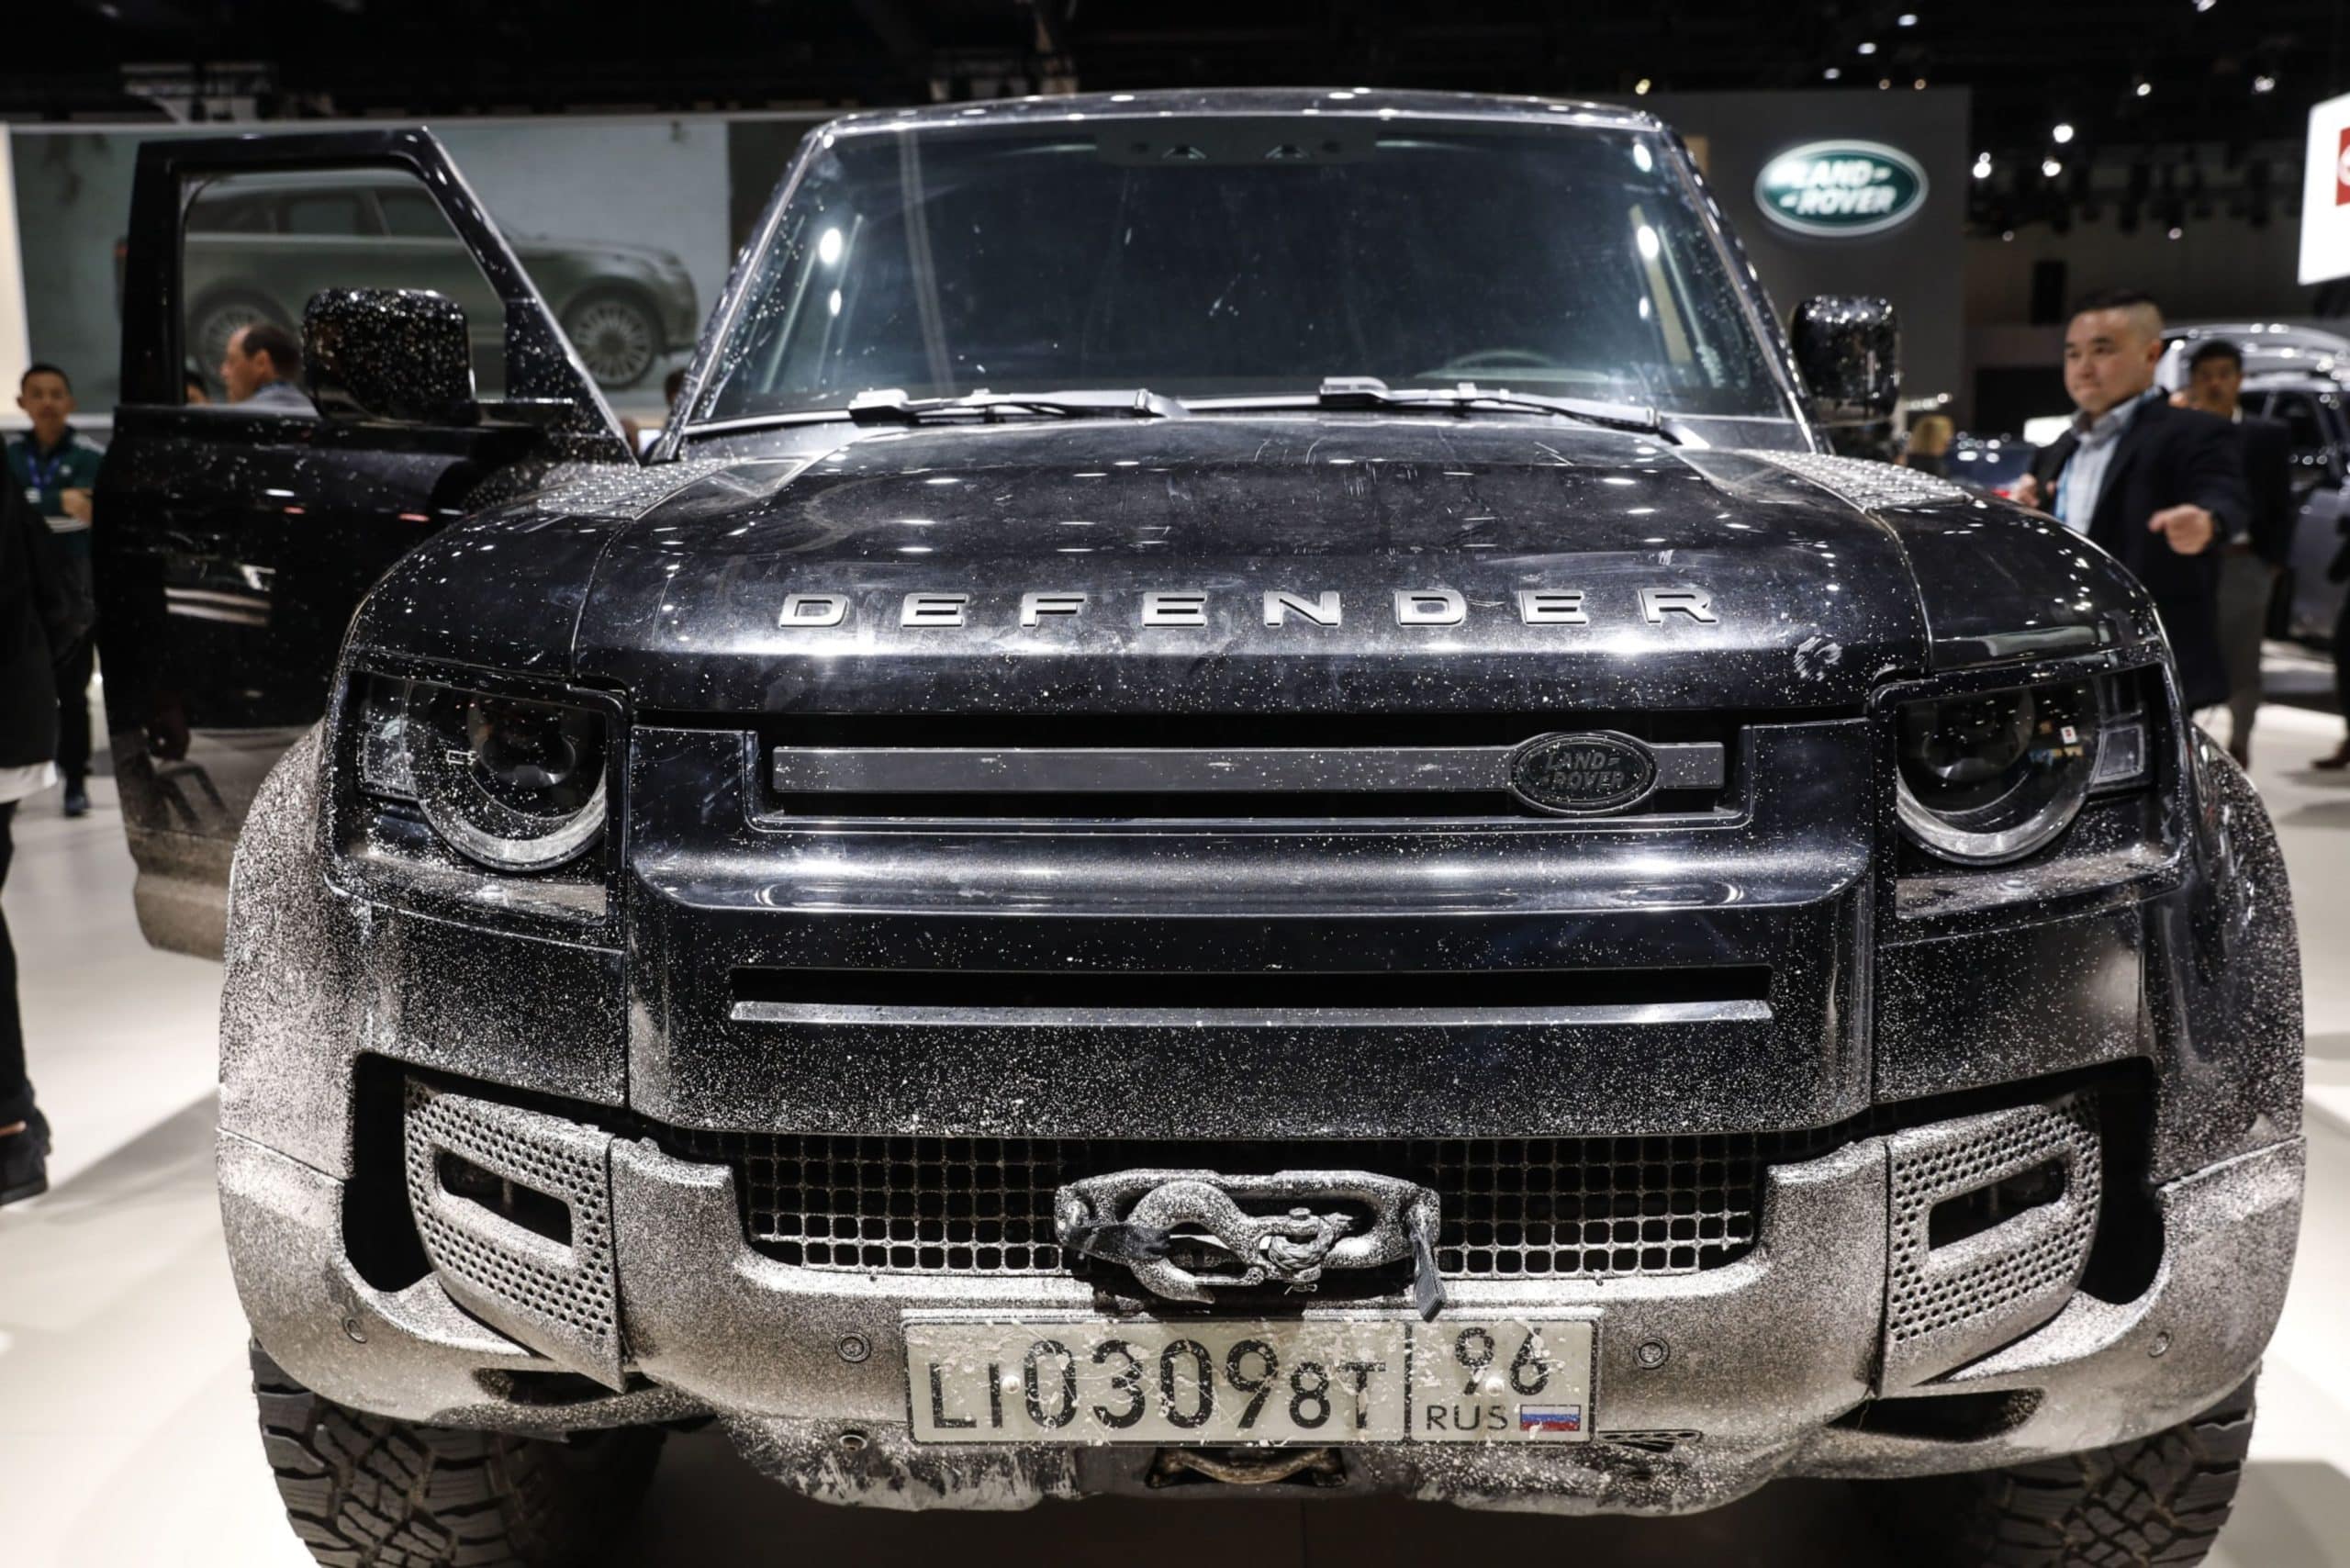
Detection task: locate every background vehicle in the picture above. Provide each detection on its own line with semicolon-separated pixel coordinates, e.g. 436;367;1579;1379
1943;431;2035;498
2161;321;2350;382
177;170;697;391
2238;373;2349;645
91;100;2301;1568
2158;326;2350;644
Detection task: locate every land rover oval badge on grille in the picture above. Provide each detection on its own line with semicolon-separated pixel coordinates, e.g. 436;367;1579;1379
1509;732;1659;815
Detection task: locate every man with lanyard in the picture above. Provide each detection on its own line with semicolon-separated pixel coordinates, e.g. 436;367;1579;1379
2015;291;2246;716
7;364;103;816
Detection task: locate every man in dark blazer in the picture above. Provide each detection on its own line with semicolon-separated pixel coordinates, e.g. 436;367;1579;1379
2014;291;2248;713
2181;338;2296;766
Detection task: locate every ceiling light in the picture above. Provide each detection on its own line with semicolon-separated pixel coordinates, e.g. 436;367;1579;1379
2194;0;2215;10
2052;122;2075;143
1897;12;1919;24
1635;77;1652;95
1857;40;1878;55
2135;81;2153;96
1913;78;1928;89
2168;226;2184;239
2252;74;2277;94
2042;157;2065;178
1878;79;1892;91
1823;66;1842;80
2001;230;2016;242
1973;153;1993;179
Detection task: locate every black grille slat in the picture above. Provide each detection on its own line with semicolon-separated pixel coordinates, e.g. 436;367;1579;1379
749;712;1745;823
733;964;1773;1012
658;1128;1844;1281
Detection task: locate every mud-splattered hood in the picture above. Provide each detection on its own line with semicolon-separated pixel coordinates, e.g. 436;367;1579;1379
357;417;2158;713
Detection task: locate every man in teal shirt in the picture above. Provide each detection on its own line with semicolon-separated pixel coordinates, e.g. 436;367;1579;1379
7;364;103;816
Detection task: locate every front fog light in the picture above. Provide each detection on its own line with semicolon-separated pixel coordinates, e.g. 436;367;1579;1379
358;677;608;872
1896;680;2099;864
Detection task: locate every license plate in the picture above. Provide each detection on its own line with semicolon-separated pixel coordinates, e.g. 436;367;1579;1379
904;1316;1595;1444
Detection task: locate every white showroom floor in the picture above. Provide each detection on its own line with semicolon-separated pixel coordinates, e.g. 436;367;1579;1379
2;693;2347;1567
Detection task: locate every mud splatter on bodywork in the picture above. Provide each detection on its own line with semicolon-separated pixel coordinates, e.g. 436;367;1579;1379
205;89;2303;1518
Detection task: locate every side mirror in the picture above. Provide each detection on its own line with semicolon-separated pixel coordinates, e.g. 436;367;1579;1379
1790;296;1900;425
304;287;478;425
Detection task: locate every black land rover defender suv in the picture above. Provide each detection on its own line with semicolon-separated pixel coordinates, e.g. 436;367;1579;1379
92;93;2301;1566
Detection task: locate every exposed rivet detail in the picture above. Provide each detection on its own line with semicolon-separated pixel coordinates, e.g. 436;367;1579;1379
839;1428;870;1450
1637;1338;1670;1369
837;1332;872;1363
341;1317;367;1344
2149;1331;2171;1358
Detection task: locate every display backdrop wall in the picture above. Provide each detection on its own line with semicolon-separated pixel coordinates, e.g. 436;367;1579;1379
6;113;801;421
1638;87;1971;418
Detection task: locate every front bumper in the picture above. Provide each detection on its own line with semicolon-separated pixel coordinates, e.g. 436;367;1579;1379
214;696;2307;1514
218;1080;2303;1515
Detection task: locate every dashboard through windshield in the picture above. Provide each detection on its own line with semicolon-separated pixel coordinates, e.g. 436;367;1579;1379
695;115;1794;427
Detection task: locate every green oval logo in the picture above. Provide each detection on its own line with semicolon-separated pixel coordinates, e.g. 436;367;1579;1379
1756;140;1928;238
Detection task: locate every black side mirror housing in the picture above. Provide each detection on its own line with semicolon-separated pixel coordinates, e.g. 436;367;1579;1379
304;287;479;426
1790;296;1900;426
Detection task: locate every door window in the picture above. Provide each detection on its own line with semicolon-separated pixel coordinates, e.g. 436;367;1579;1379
2258;391;2341;489
182;171;510;404
185;191;275;235
376;188;454;239
279;193;369;236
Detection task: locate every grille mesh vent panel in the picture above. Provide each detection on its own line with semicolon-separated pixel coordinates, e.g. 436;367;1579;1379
403;1082;622;1385
657;1127;1844;1280
1882;1094;2102;1387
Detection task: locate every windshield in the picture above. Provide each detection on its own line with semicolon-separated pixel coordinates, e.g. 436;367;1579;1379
694;116;1793;426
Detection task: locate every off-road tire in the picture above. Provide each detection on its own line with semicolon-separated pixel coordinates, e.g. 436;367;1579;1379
251;1346;663;1567
1870;1375;2257;1567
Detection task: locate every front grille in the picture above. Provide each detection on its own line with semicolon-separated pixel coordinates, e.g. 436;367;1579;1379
751;711;1741;823
657;1127;1844;1280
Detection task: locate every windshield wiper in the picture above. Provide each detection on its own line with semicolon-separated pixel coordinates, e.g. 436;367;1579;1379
845;387;1189;424
1208;376;1682;443
682;387;1188;439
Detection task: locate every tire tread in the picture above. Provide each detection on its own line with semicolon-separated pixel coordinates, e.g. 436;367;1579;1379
249;1345;659;1567
1875;1376;2257;1568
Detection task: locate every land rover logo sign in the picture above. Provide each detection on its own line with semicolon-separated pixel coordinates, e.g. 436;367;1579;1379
1508;733;1659;816
1756;140;1929;238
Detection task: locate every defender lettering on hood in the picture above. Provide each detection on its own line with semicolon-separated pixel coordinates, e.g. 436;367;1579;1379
778;587;1721;632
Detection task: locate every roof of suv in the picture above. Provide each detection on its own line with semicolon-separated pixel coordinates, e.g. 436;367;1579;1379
2165;320;2350;380
822;86;1655;135
2243;370;2343;394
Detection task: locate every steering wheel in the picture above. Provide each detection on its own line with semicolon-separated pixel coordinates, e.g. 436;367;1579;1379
1429;348;1562;375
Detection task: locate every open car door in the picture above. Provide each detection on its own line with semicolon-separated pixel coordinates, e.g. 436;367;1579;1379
94;128;635;957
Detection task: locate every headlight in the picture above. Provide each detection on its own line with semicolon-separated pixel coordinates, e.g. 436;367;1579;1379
1895;678;2114;864
356;676;608;872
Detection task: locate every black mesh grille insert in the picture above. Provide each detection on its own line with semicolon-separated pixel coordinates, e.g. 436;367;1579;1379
655;1127;1846;1280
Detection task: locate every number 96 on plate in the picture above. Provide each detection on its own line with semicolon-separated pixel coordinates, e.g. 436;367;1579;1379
903;1316;1595;1444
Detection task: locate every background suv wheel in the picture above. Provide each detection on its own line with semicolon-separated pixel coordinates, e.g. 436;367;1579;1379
560;289;661;389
